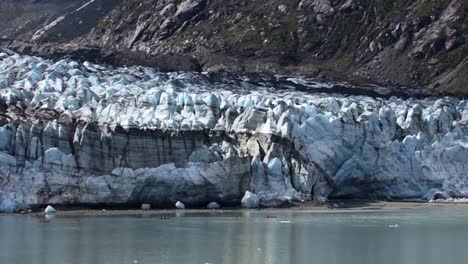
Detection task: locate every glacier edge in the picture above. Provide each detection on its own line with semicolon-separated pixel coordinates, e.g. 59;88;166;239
0;53;467;212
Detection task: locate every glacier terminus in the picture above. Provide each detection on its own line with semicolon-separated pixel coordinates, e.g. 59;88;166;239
0;53;467;212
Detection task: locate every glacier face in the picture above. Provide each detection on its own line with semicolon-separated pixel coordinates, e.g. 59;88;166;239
0;53;467;212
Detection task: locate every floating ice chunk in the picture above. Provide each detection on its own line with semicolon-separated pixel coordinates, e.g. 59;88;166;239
44;205;56;214
175;201;185;209
207;202;221;209
241;191;259;208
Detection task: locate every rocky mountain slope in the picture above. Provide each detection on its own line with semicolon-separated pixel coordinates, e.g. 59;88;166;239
0;0;121;43
0;0;466;95
0;53;467;212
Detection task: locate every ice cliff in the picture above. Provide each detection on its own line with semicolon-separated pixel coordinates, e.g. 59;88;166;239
0;53;467;212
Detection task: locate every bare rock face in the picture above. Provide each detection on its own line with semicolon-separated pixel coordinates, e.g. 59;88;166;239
0;53;467;212
0;0;466;95
175;0;206;18
0;0;122;43
80;0;467;95
298;0;335;15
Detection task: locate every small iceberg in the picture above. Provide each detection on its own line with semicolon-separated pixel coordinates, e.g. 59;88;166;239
207;202;221;209
241;191;259;208
44;205;56;214
175;201;185;209
141;204;151;210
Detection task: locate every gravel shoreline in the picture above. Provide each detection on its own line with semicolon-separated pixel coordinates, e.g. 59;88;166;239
3;200;468;217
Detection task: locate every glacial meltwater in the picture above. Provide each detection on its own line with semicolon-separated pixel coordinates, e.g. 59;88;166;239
1;208;468;264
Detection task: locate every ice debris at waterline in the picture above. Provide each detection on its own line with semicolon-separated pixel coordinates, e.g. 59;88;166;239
0;53;467;212
207;202;221;209
175;201;185;209
141;204;151;210
242;191;260;208
44;205;56;214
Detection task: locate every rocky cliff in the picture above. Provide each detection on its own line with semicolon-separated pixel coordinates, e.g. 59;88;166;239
0;53;467;212
84;0;468;95
0;0;467;95
0;0;121;43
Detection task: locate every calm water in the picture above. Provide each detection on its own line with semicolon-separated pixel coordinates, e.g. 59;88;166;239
1;208;468;264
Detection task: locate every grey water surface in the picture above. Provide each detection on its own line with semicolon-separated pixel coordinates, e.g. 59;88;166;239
1;208;468;264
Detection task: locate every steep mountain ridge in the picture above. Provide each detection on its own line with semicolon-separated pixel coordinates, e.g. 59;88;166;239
0;0;121;43
0;0;466;95
83;0;468;95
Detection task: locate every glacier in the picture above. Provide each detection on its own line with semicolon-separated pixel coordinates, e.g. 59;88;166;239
0;53;467;212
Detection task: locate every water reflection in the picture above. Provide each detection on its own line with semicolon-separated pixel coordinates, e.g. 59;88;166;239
1;209;468;264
